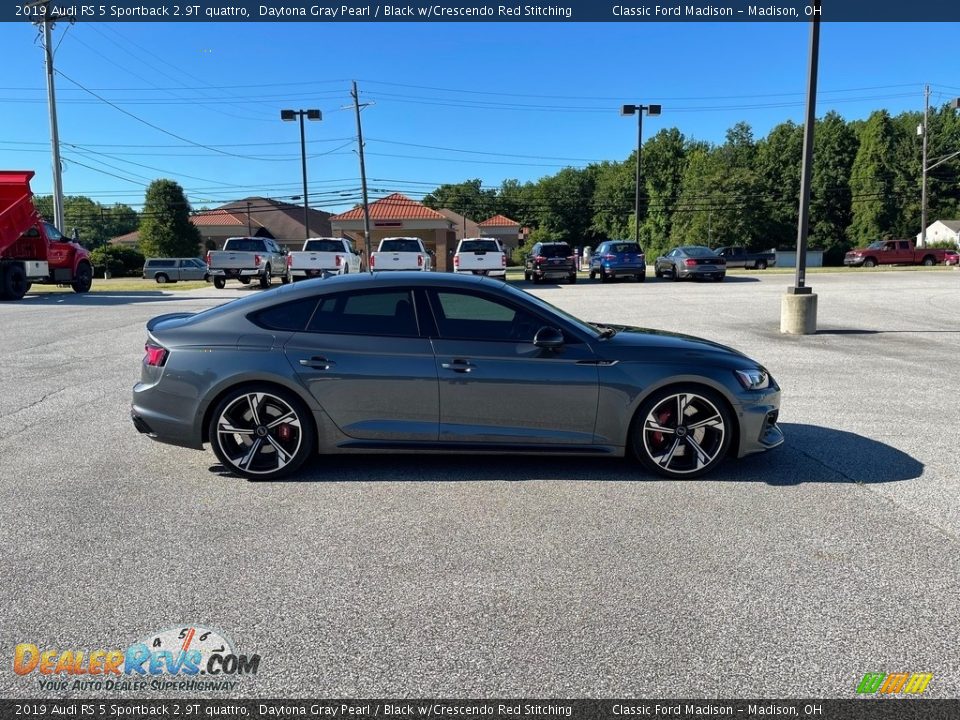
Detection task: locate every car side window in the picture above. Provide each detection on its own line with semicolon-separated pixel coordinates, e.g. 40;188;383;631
250;297;320;332
429;290;543;343
306;290;419;337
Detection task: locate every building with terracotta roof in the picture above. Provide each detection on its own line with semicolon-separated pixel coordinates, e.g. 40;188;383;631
330;193;458;271
477;214;522;254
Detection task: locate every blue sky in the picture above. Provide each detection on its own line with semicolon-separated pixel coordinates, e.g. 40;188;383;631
2;21;959;215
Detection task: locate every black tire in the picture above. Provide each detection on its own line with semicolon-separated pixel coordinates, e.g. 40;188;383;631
208;384;315;480
71;262;93;294
281;273;291;284
630;385;733;479
654;266;663;279
213;277;226;289
239;277;251;285
756;260;768;270
532;274;542;284
2;264;29;301
588;271;596;280
863;258;877;268
921;255;936;267
568;273;577;284
203;274;210;283
671;266;681;281
636;273;645;282
155;273;169;284
600;271;611;283
259;266;272;289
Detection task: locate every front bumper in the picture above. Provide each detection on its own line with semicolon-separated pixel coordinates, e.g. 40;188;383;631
736;387;784;457
843;257;864;266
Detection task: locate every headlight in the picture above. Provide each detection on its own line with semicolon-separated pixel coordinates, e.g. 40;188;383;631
735;368;770;390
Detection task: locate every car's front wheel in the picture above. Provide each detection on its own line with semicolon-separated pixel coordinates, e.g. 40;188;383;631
631;386;733;479
208;385;315;480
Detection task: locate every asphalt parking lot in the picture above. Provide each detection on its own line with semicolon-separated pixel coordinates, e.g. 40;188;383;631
1;269;958;699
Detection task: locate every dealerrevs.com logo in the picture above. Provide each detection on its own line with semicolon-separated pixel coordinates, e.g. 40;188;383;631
13;626;260;692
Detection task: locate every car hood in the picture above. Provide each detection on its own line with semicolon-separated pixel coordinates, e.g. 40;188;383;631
595;324;750;360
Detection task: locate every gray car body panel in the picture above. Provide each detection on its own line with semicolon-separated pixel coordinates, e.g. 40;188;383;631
132;272;781;462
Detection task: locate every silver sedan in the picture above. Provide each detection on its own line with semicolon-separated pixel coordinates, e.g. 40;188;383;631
132;273;782;480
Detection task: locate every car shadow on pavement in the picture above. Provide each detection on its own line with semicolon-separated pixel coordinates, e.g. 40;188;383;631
215;422;921;485
18;291;210;306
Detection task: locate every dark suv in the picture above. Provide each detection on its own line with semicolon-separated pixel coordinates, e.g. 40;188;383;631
524;242;577;284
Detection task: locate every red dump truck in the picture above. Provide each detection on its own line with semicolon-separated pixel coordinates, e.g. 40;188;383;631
0;170;93;301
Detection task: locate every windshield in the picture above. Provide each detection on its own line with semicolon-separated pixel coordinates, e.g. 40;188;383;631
304;240;344;252
459;240;499;253
223;239;264;252
380;239;423;253
681;246;718;257
866;241;886;249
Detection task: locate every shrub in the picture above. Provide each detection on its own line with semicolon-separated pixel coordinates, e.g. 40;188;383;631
89;245;146;278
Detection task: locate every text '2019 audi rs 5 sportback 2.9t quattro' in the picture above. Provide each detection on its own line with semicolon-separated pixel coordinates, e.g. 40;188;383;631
132;273;783;481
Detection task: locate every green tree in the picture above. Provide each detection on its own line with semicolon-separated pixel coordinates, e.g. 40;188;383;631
810;111;858;262
589;160;633;240
422;179;497;222
31;195;139;248
89;245;146;278
639;128;687;251
533;167;597;246
755;121;803;248
138;179;202;258
848;110;900;245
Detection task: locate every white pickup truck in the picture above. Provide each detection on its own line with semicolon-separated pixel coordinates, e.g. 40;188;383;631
453;237;507;280
287;237;362;280
206;236;289;289
370;237;432;272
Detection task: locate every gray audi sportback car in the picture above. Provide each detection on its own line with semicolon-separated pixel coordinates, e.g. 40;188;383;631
132;272;782;480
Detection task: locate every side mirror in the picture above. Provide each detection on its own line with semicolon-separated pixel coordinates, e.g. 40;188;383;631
533;326;564;350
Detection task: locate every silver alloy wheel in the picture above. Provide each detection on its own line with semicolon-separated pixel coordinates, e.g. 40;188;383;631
215;391;303;476
641;392;726;476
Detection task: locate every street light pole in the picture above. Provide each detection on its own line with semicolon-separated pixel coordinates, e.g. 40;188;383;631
620;103;661;247
281;108;321;240
920;84;930;248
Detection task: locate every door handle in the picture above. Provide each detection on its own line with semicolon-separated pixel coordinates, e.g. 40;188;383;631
441;359;473;373
299;356;336;370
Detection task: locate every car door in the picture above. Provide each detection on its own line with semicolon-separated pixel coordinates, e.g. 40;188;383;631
284;288;439;442
425;287;599;445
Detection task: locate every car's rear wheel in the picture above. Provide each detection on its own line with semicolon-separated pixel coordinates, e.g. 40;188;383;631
213;277;226;289
636;273;645;282
654;266;663;278
921;255;936;266
208;385;315;481
568;273;577;284
155;273;169;284
259;266;272;289
672;266;681;281
588;271;595;280
631;386;733;479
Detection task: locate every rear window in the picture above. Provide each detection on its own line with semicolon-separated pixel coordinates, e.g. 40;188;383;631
682;246;718;257
250;297;320;332
304;240;344;253
223;239;265;252
306;290;419;337
459;240;500;253
609;243;641;254
379;239;423;253
540;244;572;258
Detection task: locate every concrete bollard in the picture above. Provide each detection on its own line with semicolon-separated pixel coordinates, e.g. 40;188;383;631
781;291;818;334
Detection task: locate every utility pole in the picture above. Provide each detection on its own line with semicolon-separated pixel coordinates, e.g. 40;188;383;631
920;83;930;248
351;80;373;272
33;2;69;231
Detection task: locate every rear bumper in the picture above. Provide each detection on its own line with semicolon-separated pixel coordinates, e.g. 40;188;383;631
680;267;725;279
600;263;645;277
209;268;260;278
454;269;507;277
291;268;337;278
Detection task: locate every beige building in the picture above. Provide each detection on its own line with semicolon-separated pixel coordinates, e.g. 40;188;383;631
477;214;522;254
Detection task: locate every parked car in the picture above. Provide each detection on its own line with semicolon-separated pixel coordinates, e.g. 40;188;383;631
588;241;646;282
655;246;727;281
206;236;289;289
453;237;507;280
370;237;431;271
132;273;783;481
143;257;209;284
843;239;947;267
287;237;362;280
524;241;577;284
714;246;776;270
942;249;959;266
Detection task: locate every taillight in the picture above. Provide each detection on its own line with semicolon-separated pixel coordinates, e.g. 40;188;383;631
286;254;292;268
501;254;506;268
417;255;423;267
335;255;342;267
535;255;546;264
369;254;376;268
205;251;211;265
684;259;697;267
254;254;261;266
454;255;460;268
603;254;616;260
144;342;168;367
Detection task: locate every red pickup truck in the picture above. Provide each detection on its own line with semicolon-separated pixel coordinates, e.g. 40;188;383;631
844;240;946;268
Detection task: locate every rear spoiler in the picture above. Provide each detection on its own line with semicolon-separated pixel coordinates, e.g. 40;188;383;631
146;312;195;332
